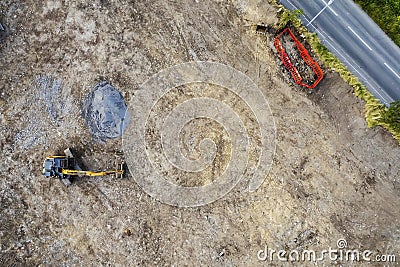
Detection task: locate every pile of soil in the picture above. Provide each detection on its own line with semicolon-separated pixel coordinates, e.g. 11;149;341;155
82;81;130;141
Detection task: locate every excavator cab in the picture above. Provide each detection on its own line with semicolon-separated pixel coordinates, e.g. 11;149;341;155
42;156;75;179
42;156;77;186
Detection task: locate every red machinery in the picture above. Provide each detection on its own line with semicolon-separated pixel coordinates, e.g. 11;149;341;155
274;28;324;89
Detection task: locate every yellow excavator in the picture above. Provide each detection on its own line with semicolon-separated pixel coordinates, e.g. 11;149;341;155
42;148;124;186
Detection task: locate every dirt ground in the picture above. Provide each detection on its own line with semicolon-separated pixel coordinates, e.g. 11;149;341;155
0;0;399;266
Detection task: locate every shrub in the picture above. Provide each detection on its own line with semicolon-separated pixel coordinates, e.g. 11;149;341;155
271;2;400;142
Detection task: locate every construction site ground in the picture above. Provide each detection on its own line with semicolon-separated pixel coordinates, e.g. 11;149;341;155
1;0;399;265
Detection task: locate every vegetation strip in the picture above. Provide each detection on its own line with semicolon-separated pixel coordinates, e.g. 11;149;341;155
353;0;400;48
271;2;400;143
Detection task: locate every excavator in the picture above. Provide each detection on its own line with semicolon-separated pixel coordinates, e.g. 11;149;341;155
42;148;124;186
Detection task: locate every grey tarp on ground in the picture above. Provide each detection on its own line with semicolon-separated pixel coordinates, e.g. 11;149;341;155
82;81;130;141
0;22;7;42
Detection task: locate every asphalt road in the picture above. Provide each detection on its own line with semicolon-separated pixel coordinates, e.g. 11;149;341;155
279;0;400;105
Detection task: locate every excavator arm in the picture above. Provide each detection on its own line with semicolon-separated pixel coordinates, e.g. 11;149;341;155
62;169;124;177
42;148;125;186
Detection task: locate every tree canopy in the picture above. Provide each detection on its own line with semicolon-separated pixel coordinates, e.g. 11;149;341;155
354;0;400;47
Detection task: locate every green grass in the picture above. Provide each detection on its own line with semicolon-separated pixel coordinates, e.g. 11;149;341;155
354;0;400;47
271;4;400;143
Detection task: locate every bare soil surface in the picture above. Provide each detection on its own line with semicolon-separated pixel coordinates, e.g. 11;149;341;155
1;0;399;266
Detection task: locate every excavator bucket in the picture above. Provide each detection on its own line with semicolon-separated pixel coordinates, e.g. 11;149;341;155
116;162;124;179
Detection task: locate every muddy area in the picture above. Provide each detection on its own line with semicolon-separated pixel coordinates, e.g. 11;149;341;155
0;0;399;266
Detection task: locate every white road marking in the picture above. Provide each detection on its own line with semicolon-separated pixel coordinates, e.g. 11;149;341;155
321;0;338;16
285;0;297;10
282;0;391;103
307;0;334;26
314;30;388;101
384;63;400;80
347;26;373;51
285;0;368;81
292;8;370;80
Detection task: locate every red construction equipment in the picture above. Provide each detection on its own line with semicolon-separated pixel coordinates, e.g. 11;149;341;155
274;28;324;89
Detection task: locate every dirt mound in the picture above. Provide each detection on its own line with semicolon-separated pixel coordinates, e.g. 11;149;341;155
82;81;130;141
